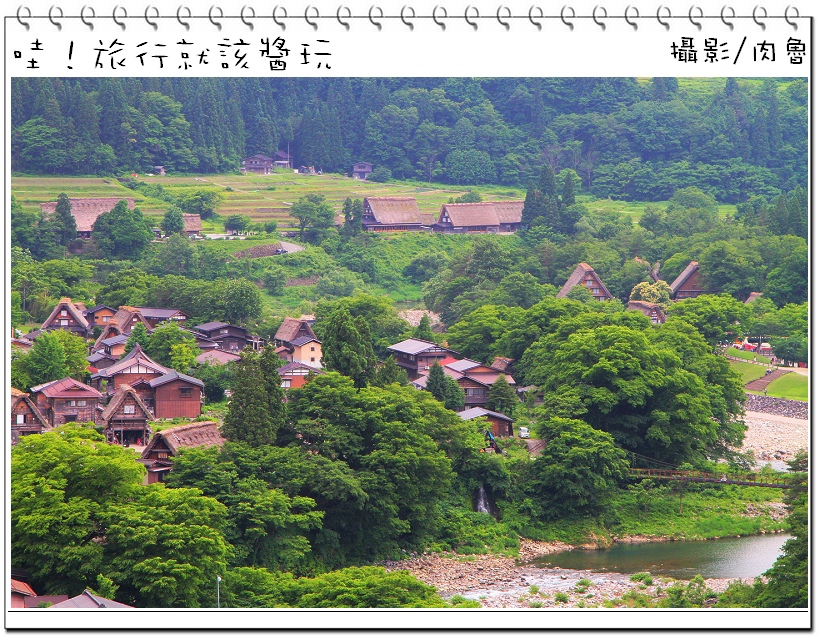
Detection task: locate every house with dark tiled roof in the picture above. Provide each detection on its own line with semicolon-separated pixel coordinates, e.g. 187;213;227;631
82;304;116;331
139;421;224;483
387;338;460;380
48;590;133;609
195;349;242;366
432;201;524;234
99;384;153;446
10;388;50;443
627;300;667;324
40;298;91;337
135;307;188;329
275;150;293;169
669;261;711;300
411;358;516;409
29;378;103;427
40;198;135;238
352;161;373;180
458;407;514;437
191;321;258;353
362;197;424;232
556;263;614;301
277;361;325;389
242;154;275;175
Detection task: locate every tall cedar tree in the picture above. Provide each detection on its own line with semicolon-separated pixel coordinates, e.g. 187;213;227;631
53;193;78;246
425;362;447;402
485;375;517;415
443;376;465;411
413;314;435;342
221;350;277;446
258;345;287;437
320;307;377;388
372;356;408;387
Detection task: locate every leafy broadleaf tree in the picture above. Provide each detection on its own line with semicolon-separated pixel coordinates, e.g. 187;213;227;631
92;200;153;260
527;417;629;519
124;322;151;356
161;206;185;235
50;329;90;380
21;331;69;386
372;356;408;387
291;193;335;243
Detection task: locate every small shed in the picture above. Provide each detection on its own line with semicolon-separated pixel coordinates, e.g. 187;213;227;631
458;407;514;437
352;162;373;180
140;421;225;483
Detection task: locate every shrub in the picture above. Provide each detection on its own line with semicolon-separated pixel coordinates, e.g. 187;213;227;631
577;578;592;587
554;592;569;604
630;572;654;585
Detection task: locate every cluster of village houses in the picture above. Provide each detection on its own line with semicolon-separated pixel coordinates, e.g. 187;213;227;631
14;189;742;486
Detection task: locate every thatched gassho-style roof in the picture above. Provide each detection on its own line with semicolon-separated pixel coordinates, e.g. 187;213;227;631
669;261;700;295
91;344;169;379
11;388;49;428
274;318;316;344
182;214;203;233
142;421;224;456
40;198;135;234
99;384;154;423
41;298;90;330
556;263;613;300
437;201;524;228
364;197;424;225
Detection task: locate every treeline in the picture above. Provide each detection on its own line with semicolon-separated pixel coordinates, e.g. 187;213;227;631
11;77;806;200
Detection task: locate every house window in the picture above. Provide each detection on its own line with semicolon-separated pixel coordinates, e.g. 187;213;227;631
158;452;168;459
61;310;67;317
465;388;485;397
16;414;24;424
180;387;193;398
76;400;86;407
310;357;316;363
64;415;77;423
60;320;69;326
67;400;76;407
103;316;109;322
310;346;315;352
220;328;229;334
282;379;291;388
124;405;135;414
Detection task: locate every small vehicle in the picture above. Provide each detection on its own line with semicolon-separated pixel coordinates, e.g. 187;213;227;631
518;427;530;439
274;248;288;255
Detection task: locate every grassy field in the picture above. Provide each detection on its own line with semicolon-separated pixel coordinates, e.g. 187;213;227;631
727;347;771;364
729;361;769;385
750;373;809;402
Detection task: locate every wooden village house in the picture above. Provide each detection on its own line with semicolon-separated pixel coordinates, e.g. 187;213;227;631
458;407;514;438
669;261;711;299
191;321;262;353
90;344;203;419
40;198;135;239
93;307;152;347
411;358;516;410
361;197;425;232
98;384;153;446
182;214;203;238
352;162;373;180
242;154;275;174
627;300;667;324
28;378;103;428
10;388;50;444
432;201;524;234
387;338;460;381
135;307;188;329
195;349;242;365
82;304;116;331
39;298;91;338
556;263;614;301
139;421;225;484
274;318;323;367
274;150;293;169
277;361;325;389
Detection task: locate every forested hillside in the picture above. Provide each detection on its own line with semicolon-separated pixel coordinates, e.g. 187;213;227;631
11;77;807;201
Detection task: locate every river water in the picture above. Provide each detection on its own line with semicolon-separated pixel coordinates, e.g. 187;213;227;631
532;533;791;580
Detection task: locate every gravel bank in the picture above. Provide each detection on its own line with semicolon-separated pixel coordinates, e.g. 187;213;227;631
744;394;808;420
741;412;809;464
384;551;755;608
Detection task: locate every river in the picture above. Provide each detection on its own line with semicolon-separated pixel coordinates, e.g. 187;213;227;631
532;533;791;579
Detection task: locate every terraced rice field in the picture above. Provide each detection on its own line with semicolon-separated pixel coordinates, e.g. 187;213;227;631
12;173;526;230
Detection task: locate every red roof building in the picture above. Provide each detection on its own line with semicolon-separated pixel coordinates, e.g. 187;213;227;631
10;387;50;443
29;378;103;427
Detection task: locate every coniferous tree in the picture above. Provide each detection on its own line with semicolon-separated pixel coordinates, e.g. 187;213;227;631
259;345;287;437
372;356;408;387
123;322;150;356
485;375;517;415
221;350;276;446
425;362;447;402
443;376;465;411
52;193;77;246
413;314;435;342
321;307;376;388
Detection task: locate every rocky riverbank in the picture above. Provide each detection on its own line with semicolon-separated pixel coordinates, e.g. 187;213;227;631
742;412;809;464
383;550;753;608
744;394;808;420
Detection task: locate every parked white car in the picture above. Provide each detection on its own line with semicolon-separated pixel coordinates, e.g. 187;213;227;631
518;427;530;439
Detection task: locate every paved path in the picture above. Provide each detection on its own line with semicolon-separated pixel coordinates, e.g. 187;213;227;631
278;240;305;253
745;410;808;425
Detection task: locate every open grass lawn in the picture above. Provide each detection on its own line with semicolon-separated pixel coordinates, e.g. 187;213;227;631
756;372;808;402
727;347;771;364
729;360;769;385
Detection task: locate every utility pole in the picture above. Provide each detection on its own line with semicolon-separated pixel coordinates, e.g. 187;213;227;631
217;575;221;609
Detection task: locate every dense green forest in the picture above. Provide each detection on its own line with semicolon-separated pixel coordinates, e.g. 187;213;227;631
11;77;807;201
